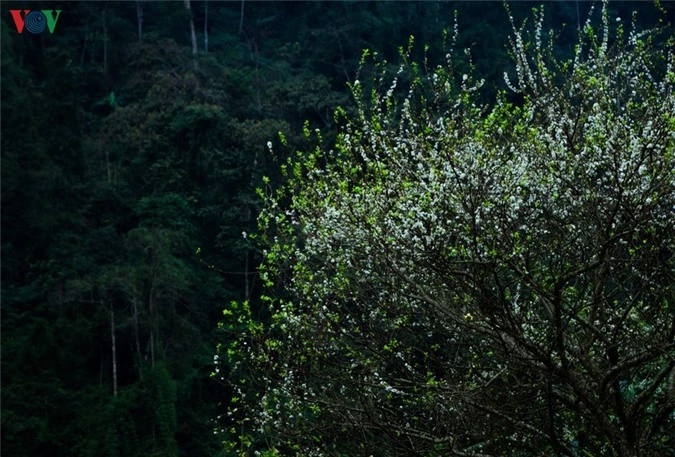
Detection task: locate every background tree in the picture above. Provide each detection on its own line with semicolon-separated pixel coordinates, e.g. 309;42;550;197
225;5;675;456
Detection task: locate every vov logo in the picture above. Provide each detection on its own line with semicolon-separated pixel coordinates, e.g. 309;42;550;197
9;10;62;34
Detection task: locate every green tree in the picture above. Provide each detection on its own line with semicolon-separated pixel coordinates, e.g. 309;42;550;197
225;5;675;457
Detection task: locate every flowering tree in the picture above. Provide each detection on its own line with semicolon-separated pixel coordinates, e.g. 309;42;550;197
222;5;674;457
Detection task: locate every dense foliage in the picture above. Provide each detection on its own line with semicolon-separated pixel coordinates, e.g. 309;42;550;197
2;1;673;457
224;4;675;457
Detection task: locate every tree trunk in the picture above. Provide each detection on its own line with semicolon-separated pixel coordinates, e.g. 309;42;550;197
110;304;118;397
132;285;143;380
204;0;208;52
150;327;155;369
184;0;198;56
80;34;88;66
136;1;143;42
149;277;157;369
239;0;245;35
102;4;108;75
244;223;250;299
105;148;111;183
245;156;258;299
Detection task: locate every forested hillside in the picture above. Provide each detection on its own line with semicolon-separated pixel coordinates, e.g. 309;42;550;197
1;2;672;457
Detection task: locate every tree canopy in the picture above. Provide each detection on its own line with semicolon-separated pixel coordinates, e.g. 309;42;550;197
223;4;675;456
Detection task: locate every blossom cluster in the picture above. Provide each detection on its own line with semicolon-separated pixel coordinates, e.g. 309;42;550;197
224;4;675;456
